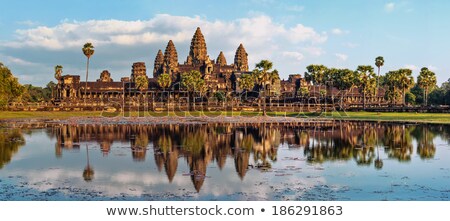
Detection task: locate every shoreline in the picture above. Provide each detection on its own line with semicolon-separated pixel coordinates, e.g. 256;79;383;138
1;113;450;126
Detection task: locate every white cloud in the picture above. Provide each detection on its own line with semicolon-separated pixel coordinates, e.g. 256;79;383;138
301;47;325;57
0;54;37;66
403;64;418;71
331;28;349;35
282;51;304;61
288;24;327;44
428;65;439;71
1;14;328;86
385;3;395;12
335;53;348;61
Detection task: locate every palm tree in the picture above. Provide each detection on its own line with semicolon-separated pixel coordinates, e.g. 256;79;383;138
157;73;172;105
397;69;414;106
83;144;94;182
82;43;95;105
375;56;384;105
135;76;148;92
355;65;377;110
253;60;274;116
181;70;205;111
238;74;255;99
417;67;437;106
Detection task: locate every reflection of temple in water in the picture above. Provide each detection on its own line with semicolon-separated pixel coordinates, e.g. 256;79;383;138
45;121;448;192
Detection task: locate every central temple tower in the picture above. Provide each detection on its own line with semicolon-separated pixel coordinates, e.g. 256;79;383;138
186;27;208;65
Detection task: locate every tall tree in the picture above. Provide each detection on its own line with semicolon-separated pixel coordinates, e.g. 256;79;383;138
157;73;172;105
384;70;401;105
304;64;328;85
417;67;437;106
0;63;24;109
253;60;275;116
82;42;95;104
397;69;415;106
332;68;357;110
355;65;377;110
384;69;414;106
181;70;205;111
135;76;148;92
238;73;255;99
375;56;384;105
157;73;172;90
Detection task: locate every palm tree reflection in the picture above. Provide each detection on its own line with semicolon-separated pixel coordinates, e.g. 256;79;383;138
45;122;443;192
83;144;94;182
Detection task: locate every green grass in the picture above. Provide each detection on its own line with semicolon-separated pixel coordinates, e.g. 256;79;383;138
1;110;450;124
321;111;450;124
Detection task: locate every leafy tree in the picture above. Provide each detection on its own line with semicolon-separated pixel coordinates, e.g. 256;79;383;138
135;76;148;92
397;69;415;105
82;43;95;104
355;65;376;109
0;63;25;109
375;56;384;105
157;73;172;90
384;69;414;106
253;60;276;116
238;73;255;99
181;70;205;110
410;84;424;105
332;68;356;109
417;67;437;106
405;91;416;105
269;69;281;96
298;86;309;97
304;64;328;85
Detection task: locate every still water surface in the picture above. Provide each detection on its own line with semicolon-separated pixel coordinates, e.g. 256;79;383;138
1;121;449;200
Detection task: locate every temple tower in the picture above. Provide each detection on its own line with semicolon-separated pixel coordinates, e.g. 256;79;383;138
153;49;164;78
163;40;179;78
131;62;147;82
186;27;208;65
216;51;227;66
234;44;249;72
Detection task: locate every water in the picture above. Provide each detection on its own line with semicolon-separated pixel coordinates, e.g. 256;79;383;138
1;121;449;200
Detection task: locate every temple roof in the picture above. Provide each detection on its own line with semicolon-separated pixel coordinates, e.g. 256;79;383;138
216;51;227;66
187;27;208;64
234;44;249;72
164;40;178;67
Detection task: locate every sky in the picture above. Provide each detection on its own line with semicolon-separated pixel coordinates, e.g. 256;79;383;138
0;0;449;87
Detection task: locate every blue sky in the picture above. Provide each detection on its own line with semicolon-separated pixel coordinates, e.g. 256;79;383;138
0;0;449;86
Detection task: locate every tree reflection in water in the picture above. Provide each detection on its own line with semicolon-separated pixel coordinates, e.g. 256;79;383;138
0;129;26;169
39;121;448;192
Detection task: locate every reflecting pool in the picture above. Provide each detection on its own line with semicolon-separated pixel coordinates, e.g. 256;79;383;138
1;121;449;200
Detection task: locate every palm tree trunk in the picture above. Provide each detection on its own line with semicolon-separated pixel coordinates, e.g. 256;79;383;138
363;91;366;110
84;58;90;105
263;85;267;116
377;67;380;106
403;88;406;106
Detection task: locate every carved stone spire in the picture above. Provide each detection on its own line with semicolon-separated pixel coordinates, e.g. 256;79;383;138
187;27;208;65
234;43;249;72
153;49;164;77
216;51;227;66
163;40;179;76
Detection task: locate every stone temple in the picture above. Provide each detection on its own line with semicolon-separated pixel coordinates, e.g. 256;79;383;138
52;27;385;108
153;27;250;91
54;27;257;104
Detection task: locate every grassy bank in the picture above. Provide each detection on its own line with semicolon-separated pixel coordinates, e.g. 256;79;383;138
1;110;450;124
